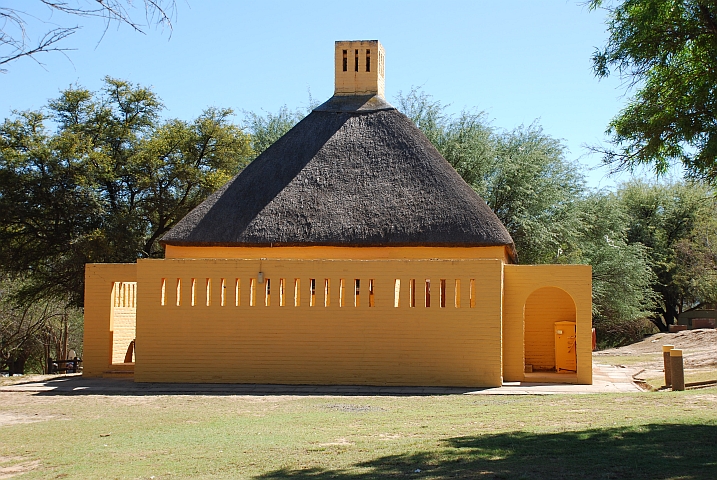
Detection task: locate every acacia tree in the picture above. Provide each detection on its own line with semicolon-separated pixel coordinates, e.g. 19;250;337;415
572;192;658;344
1;1;176;72
397;88;658;344
673;213;717;306
396;88;584;265
616;180;717;330
0;77;252;306
243;106;306;156
590;0;717;184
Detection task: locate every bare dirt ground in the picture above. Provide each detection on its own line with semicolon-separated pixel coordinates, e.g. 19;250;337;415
594;328;717;387
594;328;717;369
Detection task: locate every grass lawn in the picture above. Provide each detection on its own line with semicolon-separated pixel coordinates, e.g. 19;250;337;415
1;387;716;479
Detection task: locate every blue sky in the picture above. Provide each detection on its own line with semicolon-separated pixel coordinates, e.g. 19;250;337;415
1;1;646;189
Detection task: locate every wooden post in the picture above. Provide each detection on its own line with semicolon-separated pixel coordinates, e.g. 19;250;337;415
670;349;685;391
662;344;674;387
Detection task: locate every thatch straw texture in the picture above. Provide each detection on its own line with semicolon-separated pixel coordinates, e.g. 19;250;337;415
161;98;515;259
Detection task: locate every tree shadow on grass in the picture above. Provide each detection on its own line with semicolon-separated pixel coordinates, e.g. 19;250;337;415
257;423;717;479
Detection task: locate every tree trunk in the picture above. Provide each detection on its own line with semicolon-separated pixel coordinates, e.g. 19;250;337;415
8;357;26;375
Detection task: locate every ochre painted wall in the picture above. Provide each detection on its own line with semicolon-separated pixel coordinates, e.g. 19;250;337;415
502;264;592;384
83;264;136;377
164;245;513;263
524;287;576;371
84;255;592;386
111;282;137;364
133;257;504;387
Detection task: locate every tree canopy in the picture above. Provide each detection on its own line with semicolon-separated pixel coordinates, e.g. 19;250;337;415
396;88;584;265
396;88;658;340
590;0;717;184
0;77;251;306
616;180;717;330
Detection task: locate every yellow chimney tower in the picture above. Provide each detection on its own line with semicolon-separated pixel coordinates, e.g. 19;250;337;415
334;40;385;97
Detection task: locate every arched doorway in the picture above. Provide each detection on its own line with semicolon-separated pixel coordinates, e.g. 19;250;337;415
524;287;576;371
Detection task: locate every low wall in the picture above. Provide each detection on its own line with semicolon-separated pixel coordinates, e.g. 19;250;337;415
84;258;593;386
134;258;505;387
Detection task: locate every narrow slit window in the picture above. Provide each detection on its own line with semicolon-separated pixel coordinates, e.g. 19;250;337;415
220;278;226;307
265;278;271;307
394;279;401;308
176;278;181;306
294;278;300;306
440;279;446;308
355;49;359;72
250;278;256;307
279;278;285;307
470;279;476;308
354;279;360;307
342;49;347;71
425;279;431;308
366;49;370;72
235;278;241;307
160;278;166;306
368;279;375;307
454;279;461;308
324;279;330;307
191;278;196;307
409;279;416;308
339;279;345;307
206;278;211;306
309;278;314;306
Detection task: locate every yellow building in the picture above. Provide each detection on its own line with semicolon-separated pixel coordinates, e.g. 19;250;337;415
83;40;592;387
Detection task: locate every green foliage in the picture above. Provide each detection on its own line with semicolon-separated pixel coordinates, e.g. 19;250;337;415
616;179;717;330
486;125;584;265
590;0;717;184
396;88;584;265
673;214;717;304
574;192;658;327
0;77;252;306
397;88;657;334
595;318;656;349
243;106;305;157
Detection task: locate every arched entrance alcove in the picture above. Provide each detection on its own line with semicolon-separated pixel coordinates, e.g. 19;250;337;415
524;287;576;371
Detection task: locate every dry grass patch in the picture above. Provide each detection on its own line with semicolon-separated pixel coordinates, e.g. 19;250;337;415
642;368;717;390
0;389;716;479
0;456;40;479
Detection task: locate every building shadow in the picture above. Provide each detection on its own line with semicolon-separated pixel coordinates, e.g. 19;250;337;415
4;375;480;397
256;423;717;479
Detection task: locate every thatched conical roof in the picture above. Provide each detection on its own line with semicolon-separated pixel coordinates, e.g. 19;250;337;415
161;95;516;260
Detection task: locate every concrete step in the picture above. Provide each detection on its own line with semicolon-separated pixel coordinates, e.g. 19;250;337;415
102;362;134;378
